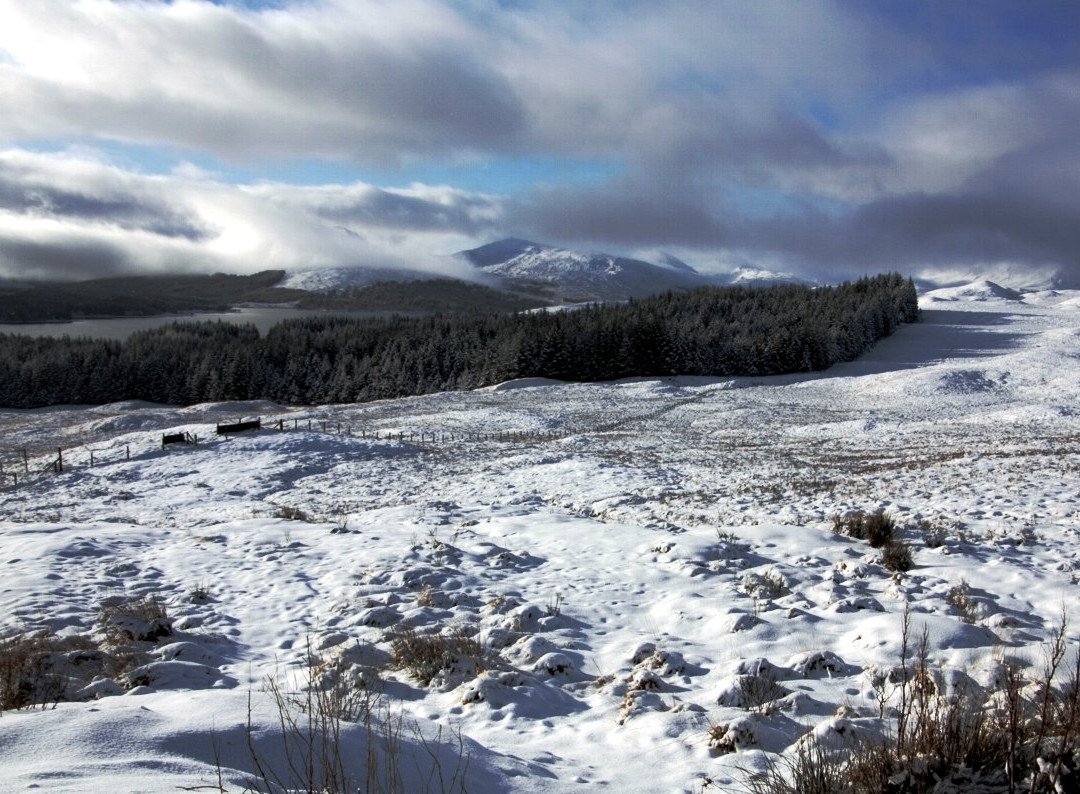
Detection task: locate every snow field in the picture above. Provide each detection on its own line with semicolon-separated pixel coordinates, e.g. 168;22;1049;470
0;284;1079;791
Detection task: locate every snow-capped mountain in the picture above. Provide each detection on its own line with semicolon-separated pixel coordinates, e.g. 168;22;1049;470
278;239;809;307
656;252;698;274
722;265;811;287
921;279;1024;303
278;265;431;292
457;238;710;301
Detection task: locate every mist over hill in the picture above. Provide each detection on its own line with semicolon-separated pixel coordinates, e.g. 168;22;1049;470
456;239;713;302
1;239;810;323
0;271;301;323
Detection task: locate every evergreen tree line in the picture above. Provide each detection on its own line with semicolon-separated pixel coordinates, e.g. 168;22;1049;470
0;271;294;322
0;274;919;408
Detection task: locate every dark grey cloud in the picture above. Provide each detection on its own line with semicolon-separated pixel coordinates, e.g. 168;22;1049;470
962;138;1080;216
0;177;209;241
0;150;501;281
300;187;500;235
635;103;891;189
512;145;1080;286
855;0;1080;84
1;1;1078;286
508;101;892;249
0;237;132;281
0;1;529;163
750;192;1080;281
744;117;1080;282
255;43;527;157
509;180;731;249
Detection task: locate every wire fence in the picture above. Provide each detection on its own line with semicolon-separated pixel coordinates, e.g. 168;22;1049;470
0;416;567;491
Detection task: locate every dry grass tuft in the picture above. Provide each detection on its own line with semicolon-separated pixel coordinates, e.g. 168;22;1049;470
0;631;96;711
879;539;914;572
273;505;312;522
832;508;897;548
745;609;1080;793
99;594;172;645
387;625;491;687
244;638;470;793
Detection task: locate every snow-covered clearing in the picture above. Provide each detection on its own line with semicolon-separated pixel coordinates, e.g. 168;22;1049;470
1;283;1079;792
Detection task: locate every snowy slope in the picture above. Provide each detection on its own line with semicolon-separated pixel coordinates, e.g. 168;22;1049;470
279;265;431;292
921;279;1024;303
279;240;802;303
724;265;811;287
458;239;711;301
2;283;1080;791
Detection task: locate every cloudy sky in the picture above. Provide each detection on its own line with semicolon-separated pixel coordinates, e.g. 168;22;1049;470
0;0;1077;286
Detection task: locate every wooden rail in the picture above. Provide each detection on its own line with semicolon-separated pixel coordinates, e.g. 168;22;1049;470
216;419;261;436
2;415;567;490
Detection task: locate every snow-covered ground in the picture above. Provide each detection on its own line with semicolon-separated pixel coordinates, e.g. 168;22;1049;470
1;283;1079;792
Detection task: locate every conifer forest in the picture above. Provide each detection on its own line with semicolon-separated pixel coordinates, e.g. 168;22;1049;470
0;275;918;408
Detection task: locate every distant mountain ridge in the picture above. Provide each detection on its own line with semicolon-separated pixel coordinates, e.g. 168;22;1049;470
726;265;811;287
0;240;816;324
280;266;431;292
278;238;808;305
921;280;1024;303
455;238;711;302
0;270;299;323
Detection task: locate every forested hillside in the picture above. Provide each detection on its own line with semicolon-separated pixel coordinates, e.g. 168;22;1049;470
0;275;918;408
295;279;545;314
0;271;300;322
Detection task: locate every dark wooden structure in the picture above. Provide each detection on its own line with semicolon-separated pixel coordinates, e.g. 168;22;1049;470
162;432;198;448
216;419;261;436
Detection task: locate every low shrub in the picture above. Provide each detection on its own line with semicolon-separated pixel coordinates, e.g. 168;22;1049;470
832;509;896;548
274;505;311;522
188;582;212;604
745;610;1080;793
0;631;96;711
740;569;790;600
99;594;172;645
946;580;978;624
245;639;470;794
388;625;491;687
743;736;868;794
916;518;949;548
880;539;914;572
719;674;791;713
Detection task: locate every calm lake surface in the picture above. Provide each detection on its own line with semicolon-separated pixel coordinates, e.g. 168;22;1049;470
0;307;396;341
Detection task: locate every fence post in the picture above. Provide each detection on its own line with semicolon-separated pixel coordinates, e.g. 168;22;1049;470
126;445;130;460
57;447;63;473
90;451;95;467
